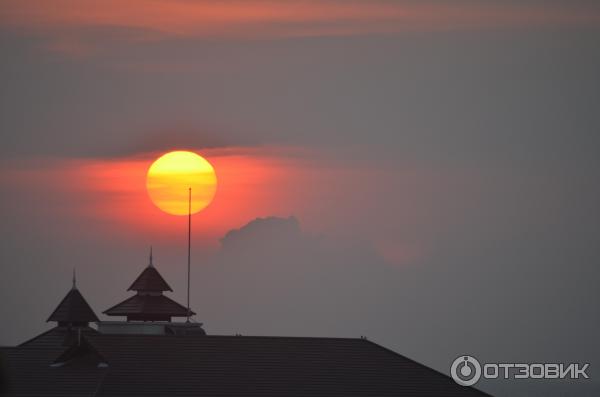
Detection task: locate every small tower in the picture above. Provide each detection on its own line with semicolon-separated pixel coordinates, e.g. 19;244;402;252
47;269;99;327
103;248;195;322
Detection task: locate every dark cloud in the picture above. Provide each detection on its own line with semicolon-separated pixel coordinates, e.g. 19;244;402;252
203;216;396;336
220;216;302;250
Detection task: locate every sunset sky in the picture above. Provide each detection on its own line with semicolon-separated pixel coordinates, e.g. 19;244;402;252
1;2;599;395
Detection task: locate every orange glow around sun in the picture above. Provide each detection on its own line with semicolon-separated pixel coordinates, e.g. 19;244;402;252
0;146;324;248
146;151;217;216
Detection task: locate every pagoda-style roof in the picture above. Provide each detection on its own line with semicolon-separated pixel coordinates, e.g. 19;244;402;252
47;287;99;324
127;265;172;292
103;294;194;318
104;249;194;321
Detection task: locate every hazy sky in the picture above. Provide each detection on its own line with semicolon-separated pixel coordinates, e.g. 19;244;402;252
1;1;600;395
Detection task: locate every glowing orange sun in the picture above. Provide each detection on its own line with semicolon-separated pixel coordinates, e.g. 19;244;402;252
146;151;217;216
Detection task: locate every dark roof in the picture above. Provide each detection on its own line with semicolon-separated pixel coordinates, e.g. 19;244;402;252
19;325;98;348
1;327;104;397
46;288;100;323
127;266;172;292
103;294;194;317
1;329;490;396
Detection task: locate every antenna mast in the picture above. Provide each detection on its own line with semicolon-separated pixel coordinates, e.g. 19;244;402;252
187;187;191;322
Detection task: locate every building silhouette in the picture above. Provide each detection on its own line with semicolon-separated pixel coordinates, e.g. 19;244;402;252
103;249;195;323
0;251;489;396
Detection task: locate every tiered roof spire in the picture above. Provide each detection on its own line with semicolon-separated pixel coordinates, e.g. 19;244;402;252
103;248;194;322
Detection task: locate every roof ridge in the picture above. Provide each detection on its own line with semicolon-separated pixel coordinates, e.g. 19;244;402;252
86;333;365;341
18;327;61;347
362;338;494;396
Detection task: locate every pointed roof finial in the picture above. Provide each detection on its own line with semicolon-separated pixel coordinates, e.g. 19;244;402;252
48;271;99;324
149;246;154;268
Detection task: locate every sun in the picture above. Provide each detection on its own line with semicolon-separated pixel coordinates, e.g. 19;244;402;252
146;151;217;216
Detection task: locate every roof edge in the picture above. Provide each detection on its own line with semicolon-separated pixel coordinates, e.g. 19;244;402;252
362;339;494;397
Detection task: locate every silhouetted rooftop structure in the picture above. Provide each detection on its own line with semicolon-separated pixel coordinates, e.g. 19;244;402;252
0;250;490;396
1;329;490;397
103;294;192;320
127;248;172;292
103;248;194;321
46;270;99;327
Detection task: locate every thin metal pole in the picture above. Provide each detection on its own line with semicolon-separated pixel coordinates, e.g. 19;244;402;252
187;187;191;322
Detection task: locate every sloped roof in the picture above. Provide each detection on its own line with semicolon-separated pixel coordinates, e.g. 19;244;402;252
127;266;172;292
2;331;490;397
103;294;194;317
1;327;104;397
19;325;98;348
47;288;100;323
87;335;490;397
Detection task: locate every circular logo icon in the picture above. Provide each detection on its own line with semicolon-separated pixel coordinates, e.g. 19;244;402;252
451;355;482;386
